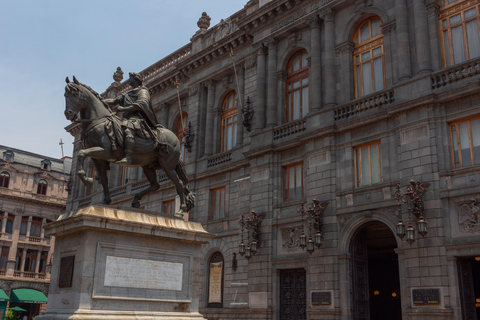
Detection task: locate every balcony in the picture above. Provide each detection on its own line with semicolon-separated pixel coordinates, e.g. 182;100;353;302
207;152;233;168
334;89;394;121
273;118;307;140
431;57;480;90
12;271;46;279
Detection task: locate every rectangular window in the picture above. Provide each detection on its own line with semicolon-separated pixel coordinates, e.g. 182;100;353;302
439;2;480;67
210;187;226;220
283;162;303;202
163;199;176;216
354;141;382;187
450;116;480;168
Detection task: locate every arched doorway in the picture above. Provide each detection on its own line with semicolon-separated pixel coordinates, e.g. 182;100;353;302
350;221;402;320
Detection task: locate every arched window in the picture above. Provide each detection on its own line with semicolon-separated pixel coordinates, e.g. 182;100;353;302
5;218;13;234
353;17;385;98
439;1;480;67
286;50;309;122
220;92;238;152
37;179;47;195
0;172;9;188
176;112;188;160
207;251;224;308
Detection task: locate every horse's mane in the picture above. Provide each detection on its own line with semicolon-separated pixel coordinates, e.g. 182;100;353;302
66;82;112;112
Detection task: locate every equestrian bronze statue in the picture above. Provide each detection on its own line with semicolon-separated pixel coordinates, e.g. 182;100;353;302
64;74;194;218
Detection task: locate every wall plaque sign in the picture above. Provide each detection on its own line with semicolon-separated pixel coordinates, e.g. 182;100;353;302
104;256;183;291
412;288;441;305
58;255;75;288
208;261;223;303
311;291;332;306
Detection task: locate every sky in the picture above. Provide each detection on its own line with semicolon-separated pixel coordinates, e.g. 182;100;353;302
0;0;248;159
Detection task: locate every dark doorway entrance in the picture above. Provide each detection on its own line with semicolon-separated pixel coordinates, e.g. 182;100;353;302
350;222;402;320
280;268;306;320
458;256;480;320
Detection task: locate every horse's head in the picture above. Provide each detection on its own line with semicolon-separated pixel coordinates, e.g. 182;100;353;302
64;76;87;121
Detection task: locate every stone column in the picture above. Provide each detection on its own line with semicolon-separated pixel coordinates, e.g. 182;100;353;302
254;45;267;130
159;103;170;128
35;250;41;274
41;218;46;238
236;63;245;145
266;40;278;127
396;0;412;80
381;22;396;88
322;9;337;107
204;80;216;156
427;2;442;71
20;249;27;272
308;15;322;111
277;71;287;124
1;212;7;234
336;42;355;104
26;216;32;237
413;0;432;74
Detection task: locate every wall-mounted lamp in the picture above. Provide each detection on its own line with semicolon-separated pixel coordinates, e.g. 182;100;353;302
184;121;195;153
241;97;255;132
238;210;265;260
298;199;329;254
394;180;430;245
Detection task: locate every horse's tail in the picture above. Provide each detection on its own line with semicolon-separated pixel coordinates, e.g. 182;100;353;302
175;159;195;212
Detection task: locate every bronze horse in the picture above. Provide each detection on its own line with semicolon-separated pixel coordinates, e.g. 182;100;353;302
64;76;194;218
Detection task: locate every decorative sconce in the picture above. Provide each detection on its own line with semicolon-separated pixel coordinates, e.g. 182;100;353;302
232;253;237;271
238;210;266;260
241;97;255;132
184;121;195;153
394;180;430;245
298;199;329;254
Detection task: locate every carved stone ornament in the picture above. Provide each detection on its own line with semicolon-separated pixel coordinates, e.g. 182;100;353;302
281;226;303;253
459;199;480;232
245;55;257;69
197;12;211;32
113;67;124;83
188;85;198;97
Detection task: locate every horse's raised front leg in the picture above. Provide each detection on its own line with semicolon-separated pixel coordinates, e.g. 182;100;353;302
92;159;111;205
132;166;159;208
77;147;109;189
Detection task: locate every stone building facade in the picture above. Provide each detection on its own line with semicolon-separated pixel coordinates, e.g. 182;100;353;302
66;0;480;319
0;146;71;317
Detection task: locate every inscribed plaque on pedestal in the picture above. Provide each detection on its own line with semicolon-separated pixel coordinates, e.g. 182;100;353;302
208;261;223;303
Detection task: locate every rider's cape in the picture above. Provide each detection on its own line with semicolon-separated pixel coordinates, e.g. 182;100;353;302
120;85;158;127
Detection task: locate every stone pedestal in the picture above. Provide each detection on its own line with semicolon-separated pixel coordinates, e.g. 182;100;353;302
36;205;215;320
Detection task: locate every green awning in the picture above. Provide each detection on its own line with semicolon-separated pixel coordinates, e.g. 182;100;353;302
10;289;47;304
0;290;8;302
10;306;26;312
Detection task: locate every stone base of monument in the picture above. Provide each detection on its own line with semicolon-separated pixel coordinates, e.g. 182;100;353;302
36;205;215;320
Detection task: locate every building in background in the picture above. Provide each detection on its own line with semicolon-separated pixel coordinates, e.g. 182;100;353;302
0;146;71;319
66;0;480;319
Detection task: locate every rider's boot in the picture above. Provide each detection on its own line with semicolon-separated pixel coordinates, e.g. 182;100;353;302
118;134;134;164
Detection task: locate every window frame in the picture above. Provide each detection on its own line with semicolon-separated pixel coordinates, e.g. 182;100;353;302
0;172;9;188
449;115;480;168
220;92;238;152
354;140;383;187
286;50;310;122
438;1;480;67
210;186;226;220
353;17;386;98
283;162;304;202
37;179;48;195
163;199;176;216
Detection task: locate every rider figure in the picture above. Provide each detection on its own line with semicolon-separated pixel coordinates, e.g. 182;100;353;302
103;72;158;164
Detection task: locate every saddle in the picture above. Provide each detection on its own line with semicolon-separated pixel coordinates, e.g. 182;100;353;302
104;116;168;154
